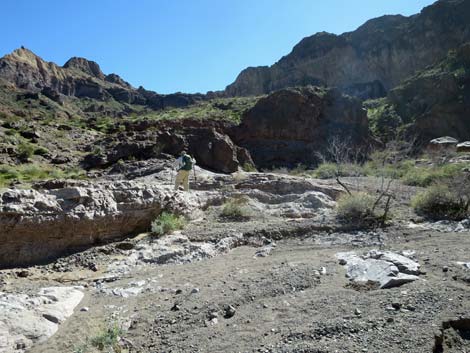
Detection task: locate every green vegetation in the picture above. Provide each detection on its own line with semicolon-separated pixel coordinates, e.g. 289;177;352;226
0;164;87;188
242;162;257;172
33;145;49;156
16;141;35;160
336;192;382;227
313;162;366;179
73;323;123;353
151;212;187;236
139;96;261;124
365;98;404;142
90;325;122;351
220;195;253;220
401;163;467;187
90;116;115;133
412;184;469;221
311;151;470;188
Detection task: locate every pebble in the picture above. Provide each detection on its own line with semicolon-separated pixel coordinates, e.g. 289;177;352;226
191;288;200;294
354;308;362;316
208;311;218;320
224;305;236;318
16;270;30;278
80;307;89;312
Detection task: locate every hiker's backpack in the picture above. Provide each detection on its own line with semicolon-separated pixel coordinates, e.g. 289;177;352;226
181;154;194;171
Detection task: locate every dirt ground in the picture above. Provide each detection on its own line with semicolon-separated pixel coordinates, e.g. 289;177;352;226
1;177;470;353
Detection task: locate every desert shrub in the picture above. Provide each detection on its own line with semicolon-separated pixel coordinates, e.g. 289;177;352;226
0;166;20;187
92;146;104;156
402;163;467;187
270;167;289;175
16;141;35;161
313;163;337;179
412;184;469;221
33;146;49;156
401;167;435;187
313;162;366;179
151;212;187;236
289;164;308;176
90;324;122;351
336;192;383;227
220;196;253;220
241;163;257;172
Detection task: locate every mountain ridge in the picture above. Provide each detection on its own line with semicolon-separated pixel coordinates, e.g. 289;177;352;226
0;47;204;110
225;0;470;98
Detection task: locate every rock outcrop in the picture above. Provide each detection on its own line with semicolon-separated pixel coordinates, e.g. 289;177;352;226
225;0;470;98
0;180;208;268
0;169;342;269
230;86;370;168
457;141;470;152
0;287;83;353
83;119;254;173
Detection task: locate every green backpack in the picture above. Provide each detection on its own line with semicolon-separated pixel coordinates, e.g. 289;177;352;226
181;154;194;171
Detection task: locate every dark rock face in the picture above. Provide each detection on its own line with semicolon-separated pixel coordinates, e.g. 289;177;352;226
82;119;254;174
231;87;369;168
226;0;470;98
387;43;470;142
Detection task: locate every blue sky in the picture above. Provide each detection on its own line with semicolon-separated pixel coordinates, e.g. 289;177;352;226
2;0;435;94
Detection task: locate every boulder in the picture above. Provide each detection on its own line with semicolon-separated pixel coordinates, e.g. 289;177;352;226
336;251;420;289
428;136;459;151
367;250;420;275
457;141;470;153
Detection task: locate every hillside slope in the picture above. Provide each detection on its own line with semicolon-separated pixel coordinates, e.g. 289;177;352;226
368;43;470;142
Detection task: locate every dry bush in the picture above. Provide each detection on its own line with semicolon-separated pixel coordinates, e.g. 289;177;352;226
336;192;391;228
412;174;470;221
220;195;253;221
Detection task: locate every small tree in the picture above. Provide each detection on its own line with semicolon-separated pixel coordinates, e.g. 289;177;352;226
318;136;415;228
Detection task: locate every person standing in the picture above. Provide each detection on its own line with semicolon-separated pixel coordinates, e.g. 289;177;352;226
174;151;196;191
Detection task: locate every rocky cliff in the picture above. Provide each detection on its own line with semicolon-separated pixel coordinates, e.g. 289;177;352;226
226;0;470;98
368;43;470;143
230;86;370;168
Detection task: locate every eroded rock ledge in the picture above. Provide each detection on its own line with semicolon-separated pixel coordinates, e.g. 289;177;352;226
0;180;207;268
0;172;342;269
